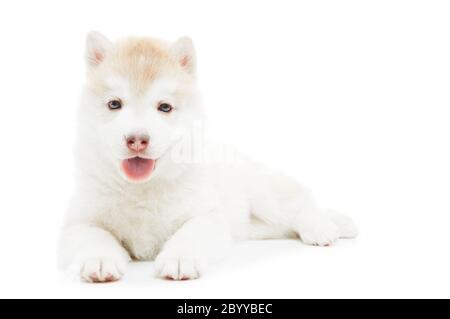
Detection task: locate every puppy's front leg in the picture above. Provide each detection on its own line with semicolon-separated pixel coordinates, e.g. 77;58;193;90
155;213;233;280
59;224;130;283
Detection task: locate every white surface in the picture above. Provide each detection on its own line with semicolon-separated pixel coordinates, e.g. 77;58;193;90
1;0;450;298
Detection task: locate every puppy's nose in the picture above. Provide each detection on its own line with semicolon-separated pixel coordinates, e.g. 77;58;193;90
125;134;149;152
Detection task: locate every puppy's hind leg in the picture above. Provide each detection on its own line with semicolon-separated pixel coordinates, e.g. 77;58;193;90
292;204;358;247
250;173;358;246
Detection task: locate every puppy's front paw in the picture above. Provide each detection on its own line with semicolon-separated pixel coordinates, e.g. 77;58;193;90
79;258;126;283
154;252;207;281
299;217;339;247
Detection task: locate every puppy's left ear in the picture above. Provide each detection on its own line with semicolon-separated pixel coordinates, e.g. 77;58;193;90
171;37;196;75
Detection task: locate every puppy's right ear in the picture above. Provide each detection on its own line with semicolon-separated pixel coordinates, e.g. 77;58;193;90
85;31;112;68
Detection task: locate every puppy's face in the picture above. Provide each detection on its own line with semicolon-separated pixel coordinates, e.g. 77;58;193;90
81;32;201;183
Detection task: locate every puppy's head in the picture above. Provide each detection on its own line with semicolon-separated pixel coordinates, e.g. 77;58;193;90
81;32;201;183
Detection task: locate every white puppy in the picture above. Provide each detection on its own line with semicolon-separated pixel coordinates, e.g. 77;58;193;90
59;32;358;283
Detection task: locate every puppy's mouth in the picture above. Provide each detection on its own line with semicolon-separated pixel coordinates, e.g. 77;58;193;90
121;157;156;181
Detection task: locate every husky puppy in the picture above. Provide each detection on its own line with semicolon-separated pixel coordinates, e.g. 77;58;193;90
59;32;358;282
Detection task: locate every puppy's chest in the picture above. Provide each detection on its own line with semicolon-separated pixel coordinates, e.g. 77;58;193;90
97;196;194;261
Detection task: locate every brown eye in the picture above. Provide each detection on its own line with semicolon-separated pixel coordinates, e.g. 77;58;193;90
158;103;173;113
107;99;122;110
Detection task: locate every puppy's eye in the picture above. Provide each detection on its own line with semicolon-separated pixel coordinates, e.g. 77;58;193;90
158;103;173;113
107;99;122;110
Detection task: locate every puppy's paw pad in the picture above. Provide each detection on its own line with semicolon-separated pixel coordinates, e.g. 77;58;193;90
301;231;338;246
155;255;205;281
300;223;339;247
80;258;125;283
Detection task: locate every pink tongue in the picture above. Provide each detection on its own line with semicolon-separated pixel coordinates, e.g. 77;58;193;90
121;157;155;181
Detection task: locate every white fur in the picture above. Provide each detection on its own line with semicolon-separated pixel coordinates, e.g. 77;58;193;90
59;32;358;282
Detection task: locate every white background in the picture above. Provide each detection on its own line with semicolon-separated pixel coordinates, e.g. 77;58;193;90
0;0;449;298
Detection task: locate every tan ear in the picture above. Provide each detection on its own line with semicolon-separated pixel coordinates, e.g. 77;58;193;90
85;31;112;68
172;37;196;75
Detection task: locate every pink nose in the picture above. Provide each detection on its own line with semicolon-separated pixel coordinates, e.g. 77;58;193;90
125;134;149;152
